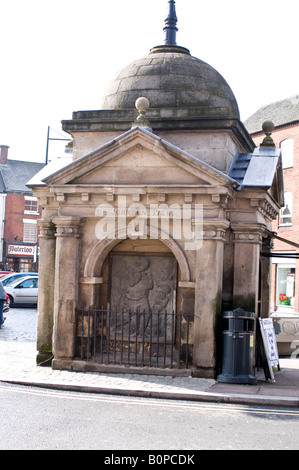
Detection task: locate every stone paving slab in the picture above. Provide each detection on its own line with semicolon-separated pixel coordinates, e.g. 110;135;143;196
1;309;299;407
0;340;215;395
0;339;299;407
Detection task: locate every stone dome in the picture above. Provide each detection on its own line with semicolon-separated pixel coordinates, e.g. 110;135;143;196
99;45;240;119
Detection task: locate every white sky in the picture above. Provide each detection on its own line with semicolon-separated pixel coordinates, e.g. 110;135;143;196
1;0;298;163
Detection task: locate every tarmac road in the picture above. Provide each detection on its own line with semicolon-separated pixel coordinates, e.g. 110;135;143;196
1;381;299;450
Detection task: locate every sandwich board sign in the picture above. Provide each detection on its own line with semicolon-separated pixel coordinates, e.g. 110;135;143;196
258;318;280;381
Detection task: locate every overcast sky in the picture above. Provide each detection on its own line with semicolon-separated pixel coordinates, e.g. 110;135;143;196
1;0;298;163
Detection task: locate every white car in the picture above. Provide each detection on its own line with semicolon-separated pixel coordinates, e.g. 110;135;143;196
5;276;38;306
0;272;38;286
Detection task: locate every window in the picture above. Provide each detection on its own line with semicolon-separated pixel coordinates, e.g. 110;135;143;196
23;219;37;243
281;139;294;169
276;265;295;307
24;196;39;214
279;192;292;226
20;278;38;288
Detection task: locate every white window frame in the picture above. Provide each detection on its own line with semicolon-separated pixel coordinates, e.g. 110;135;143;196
279;192;292;227
281;138;294;169
24;196;39;215
275;262;296;309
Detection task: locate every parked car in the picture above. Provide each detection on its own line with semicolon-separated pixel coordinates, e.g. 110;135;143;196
5;276;38;306
0;272;38;287
0;271;13;278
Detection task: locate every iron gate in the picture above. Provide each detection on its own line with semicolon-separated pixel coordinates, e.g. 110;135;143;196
76;307;193;369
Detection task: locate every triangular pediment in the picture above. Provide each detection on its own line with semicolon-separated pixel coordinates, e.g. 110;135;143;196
73;144;207;185
43;127;235;188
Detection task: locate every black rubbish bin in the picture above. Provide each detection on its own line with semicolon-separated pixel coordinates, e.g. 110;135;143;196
217;308;257;385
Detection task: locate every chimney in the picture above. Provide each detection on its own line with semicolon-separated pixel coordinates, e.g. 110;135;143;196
0;145;9;164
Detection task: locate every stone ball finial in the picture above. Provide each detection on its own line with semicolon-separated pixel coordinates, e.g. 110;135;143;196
135;97;150;113
132;97;152;132
262;120;275;135
260;120;275;147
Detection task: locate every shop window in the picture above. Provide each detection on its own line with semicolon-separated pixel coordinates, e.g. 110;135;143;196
276;265;295;307
279;192;292;226
280;139;294;169
19;261;31;273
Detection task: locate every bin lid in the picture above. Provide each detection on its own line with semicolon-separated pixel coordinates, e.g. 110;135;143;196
223;308;255;319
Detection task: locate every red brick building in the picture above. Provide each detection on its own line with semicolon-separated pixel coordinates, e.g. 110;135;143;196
0;145;44;272
245;95;299;313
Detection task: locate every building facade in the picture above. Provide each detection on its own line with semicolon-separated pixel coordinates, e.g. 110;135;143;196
0;145;44;272
245;96;299;314
29;2;283;378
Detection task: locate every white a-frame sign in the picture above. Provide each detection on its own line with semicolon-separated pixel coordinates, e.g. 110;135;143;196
259;318;280;381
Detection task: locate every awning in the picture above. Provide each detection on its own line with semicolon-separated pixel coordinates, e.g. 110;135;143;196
261;252;299;259
261;230;299;258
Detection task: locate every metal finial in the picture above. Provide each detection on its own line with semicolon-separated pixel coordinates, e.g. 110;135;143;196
164;0;178;45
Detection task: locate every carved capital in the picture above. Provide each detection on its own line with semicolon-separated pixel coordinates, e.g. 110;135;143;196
52;217;82;238
38;219;56;239
201;219;230;241
231;223;265;245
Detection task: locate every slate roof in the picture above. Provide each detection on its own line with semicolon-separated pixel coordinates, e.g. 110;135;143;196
229;147;281;189
0;160;45;194
228;152;252;186
244;95;299;134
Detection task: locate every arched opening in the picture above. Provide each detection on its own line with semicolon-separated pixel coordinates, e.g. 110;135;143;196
83;226;191;282
77;236;194;370
100;238;177;310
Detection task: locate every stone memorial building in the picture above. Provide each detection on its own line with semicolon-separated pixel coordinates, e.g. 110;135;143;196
29;1;283;378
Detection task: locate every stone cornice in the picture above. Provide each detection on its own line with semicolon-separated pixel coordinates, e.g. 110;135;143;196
62;112;254;153
47;184;234;207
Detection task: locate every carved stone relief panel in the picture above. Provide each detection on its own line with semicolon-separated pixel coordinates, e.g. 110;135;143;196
109;253;177;338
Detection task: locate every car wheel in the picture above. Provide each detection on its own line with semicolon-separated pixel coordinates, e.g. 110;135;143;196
7;295;13;306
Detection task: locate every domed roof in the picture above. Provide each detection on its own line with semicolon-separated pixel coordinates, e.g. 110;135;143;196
99;45;240;119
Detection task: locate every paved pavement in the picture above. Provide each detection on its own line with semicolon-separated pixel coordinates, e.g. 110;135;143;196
1;307;299;407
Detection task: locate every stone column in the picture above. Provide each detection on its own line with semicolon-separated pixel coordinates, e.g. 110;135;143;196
232;224;263;313
51;217;81;366
231;224;264;374
36;219;56;366
193;220;228;378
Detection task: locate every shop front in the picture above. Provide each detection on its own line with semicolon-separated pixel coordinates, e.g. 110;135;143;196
271;252;297;313
5;242;39;272
271;252;299;355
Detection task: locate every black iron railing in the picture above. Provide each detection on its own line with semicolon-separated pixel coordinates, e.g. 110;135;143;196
76;307;193;369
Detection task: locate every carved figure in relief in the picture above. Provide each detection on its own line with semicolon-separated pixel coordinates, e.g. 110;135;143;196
151;263;175;336
153;264;174;312
123;257;153;312
110;255;176;337
123;257;153;335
